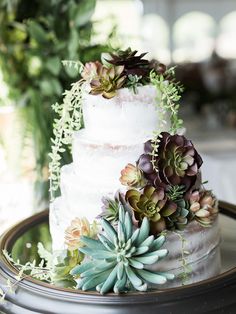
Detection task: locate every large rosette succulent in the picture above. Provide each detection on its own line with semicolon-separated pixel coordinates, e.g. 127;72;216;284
138;132;203;191
89;64;126;99
125;186;177;235
106;48;150;78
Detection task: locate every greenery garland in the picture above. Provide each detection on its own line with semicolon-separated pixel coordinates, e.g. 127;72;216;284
49;72;84;200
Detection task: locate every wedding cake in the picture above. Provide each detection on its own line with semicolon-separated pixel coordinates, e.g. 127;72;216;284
49;49;220;293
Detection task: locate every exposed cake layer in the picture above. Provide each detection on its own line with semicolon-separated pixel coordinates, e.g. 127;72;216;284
72;131;144;182
59;164;119;223
151;218;220;270
82;85;169;143
153;245;221;288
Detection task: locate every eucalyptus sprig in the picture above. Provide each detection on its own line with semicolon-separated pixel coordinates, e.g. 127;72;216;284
49;79;85;200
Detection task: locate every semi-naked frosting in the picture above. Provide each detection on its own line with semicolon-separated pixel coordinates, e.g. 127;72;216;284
50;84;168;252
50;84;220;285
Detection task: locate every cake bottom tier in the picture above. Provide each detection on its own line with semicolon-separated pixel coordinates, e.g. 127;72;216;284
50;199;221;287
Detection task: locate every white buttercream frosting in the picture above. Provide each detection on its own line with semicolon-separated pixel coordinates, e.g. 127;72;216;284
82;85;169;143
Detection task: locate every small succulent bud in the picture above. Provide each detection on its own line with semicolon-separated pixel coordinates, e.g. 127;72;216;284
189;190;218;226
120;163;146;188
65;217;97;251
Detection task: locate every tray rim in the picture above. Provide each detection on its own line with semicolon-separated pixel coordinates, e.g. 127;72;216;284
0;200;236;304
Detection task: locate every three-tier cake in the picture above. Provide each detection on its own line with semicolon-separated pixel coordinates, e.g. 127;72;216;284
49;49;220;293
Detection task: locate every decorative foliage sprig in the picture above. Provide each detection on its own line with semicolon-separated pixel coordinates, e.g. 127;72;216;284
149;68;184;172
49;79;85;200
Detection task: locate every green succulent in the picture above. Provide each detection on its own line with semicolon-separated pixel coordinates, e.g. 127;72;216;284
90;65;126;98
71;206;174;294
125;186;177;235
98;191;127;224
52;250;84;288
166;199;192;231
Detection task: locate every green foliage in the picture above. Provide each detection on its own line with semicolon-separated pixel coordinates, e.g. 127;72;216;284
49;79;84;199
0;0;115;205
149;68;184;172
166;185;186;202
150;67;184;135
71;206;174;294
52;249;83;288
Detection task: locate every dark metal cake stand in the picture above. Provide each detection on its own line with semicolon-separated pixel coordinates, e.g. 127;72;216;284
0;201;236;314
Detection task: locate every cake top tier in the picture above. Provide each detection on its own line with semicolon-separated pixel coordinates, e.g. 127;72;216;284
80;48;182;143
82;84;169;144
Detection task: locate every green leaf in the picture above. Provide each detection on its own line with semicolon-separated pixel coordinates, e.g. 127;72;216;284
70;261;95;276
135;217;149;246
124;211;132;239
137;269;167;285
28;21;48;43
79;247;115;259
117;262;124;280
37;242;52;267
101;219;117;242
82;270;111;291
68;28;79;60
149;235;166;251
100;265;118;294
133;254;159;265
51;78;62;95
114;272;127;293
46;57;61;76
69;0;96;27
125;266;142;288
128;258;144;270
80;236;105;250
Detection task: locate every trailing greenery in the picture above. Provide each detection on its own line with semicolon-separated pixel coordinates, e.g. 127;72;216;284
49;78;84;199
174;233;192;285
149;67;184;172
0;0;115;205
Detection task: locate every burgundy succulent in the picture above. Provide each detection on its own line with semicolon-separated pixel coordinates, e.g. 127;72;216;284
106;48;150;78
137;132;203;191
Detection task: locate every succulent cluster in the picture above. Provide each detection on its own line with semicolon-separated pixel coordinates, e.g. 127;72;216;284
81;47;167;98
120;132;218;233
71;206;174;294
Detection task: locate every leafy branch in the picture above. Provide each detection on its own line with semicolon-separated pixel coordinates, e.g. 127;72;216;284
1;249;51;303
49;79;85;200
149;68;184;171
174;233;192;284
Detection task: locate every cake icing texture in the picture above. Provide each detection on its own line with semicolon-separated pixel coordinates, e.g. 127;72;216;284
49;48;220;294
50;85;169;250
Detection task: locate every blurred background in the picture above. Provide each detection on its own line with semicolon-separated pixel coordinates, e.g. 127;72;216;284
0;0;236;232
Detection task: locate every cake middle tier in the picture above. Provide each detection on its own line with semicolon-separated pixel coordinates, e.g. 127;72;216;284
72;132;144;183
60;163;126;222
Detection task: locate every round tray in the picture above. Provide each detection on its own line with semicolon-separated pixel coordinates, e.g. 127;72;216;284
0;201;236;314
